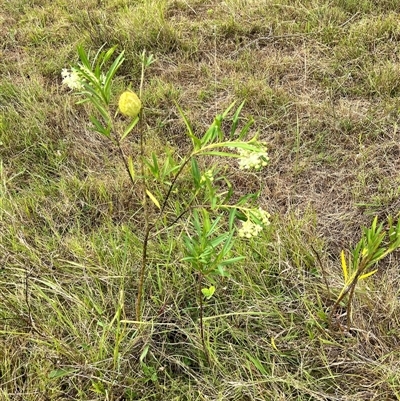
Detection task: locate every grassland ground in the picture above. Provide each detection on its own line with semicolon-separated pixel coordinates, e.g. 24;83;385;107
1;0;400;400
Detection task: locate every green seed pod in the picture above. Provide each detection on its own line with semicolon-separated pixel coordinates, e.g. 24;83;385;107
118;91;142;118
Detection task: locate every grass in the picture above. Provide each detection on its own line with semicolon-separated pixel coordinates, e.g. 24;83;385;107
1;0;400;399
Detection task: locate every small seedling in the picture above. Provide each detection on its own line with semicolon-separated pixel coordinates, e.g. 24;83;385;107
330;216;400;330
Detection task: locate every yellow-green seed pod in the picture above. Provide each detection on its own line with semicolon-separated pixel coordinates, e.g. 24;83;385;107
118;91;142;118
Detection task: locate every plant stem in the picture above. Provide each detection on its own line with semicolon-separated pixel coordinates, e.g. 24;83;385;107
135;54;150;322
197;273;210;365
159;156;191;216
329;256;370;328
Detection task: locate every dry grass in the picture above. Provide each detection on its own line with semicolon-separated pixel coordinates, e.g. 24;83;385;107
1;0;400;399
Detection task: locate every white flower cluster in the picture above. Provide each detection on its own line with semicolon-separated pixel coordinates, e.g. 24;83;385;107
61;66;105;91
237;147;269;170
238;219;263;238
200;169;214;184
61;68;84;90
253;207;271;226
238;208;271;238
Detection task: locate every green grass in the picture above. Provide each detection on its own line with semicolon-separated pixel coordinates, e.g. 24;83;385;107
1;0;400;399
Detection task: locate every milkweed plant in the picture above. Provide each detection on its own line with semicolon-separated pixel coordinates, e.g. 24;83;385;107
62;45;271;360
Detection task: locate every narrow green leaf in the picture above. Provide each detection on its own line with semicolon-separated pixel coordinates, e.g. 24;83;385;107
215;265;231;277
175;103;201;149
140;344;150;363
77;67;101;90
146;189;161;209
85;92;111;124
144;158;157;176
183;237;195;255
230;100;245;137
201;124;218;147
200;151;240;158
121;116;139;141
101;46;116;67
77;45;91;69
192;209;202;235
127;156;135;181
90;115;110;137
48;368;76;379
151;153;159;176
340;250;348;283
201;209;211;234
229;208;237;231
209;233;229;248
192;209;201;234
218;256;245;266
222;141;260;150
206;215;222;237
221;180;233;204
221;101;236;118
221;230;235;256
245;352;268;376
104;51;125;101
359;269;378;280
238;118;254;140
191;158;201;188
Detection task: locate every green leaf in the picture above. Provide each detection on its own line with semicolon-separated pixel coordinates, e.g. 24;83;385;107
121;116;139;141
228;208;237;231
238;118;254;140
77;67;101;92
218;256;245;266
221;100;237;118
245;352;268;376
222;141;260;150
146;189;161;209
175;103;201;150
359;269;378;280
209;232;229;248
206;214;222;237
215;265;231;277
77;45;91;70
200;151;240;158
100;46;116;66
104;51;125;102
151;153;160;177
140;344;150;363
192;209;202;235
48;368;76;379
90;115;110;137
201;286;215;299
201;209;212;234
85;92;111;124
191;158;201;188
183;236;195;255
127;156;135;181
340;250;349;283
230;100;245;138
221;230;235;256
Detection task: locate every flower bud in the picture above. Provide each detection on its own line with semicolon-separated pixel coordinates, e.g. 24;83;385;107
118;91;142;118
